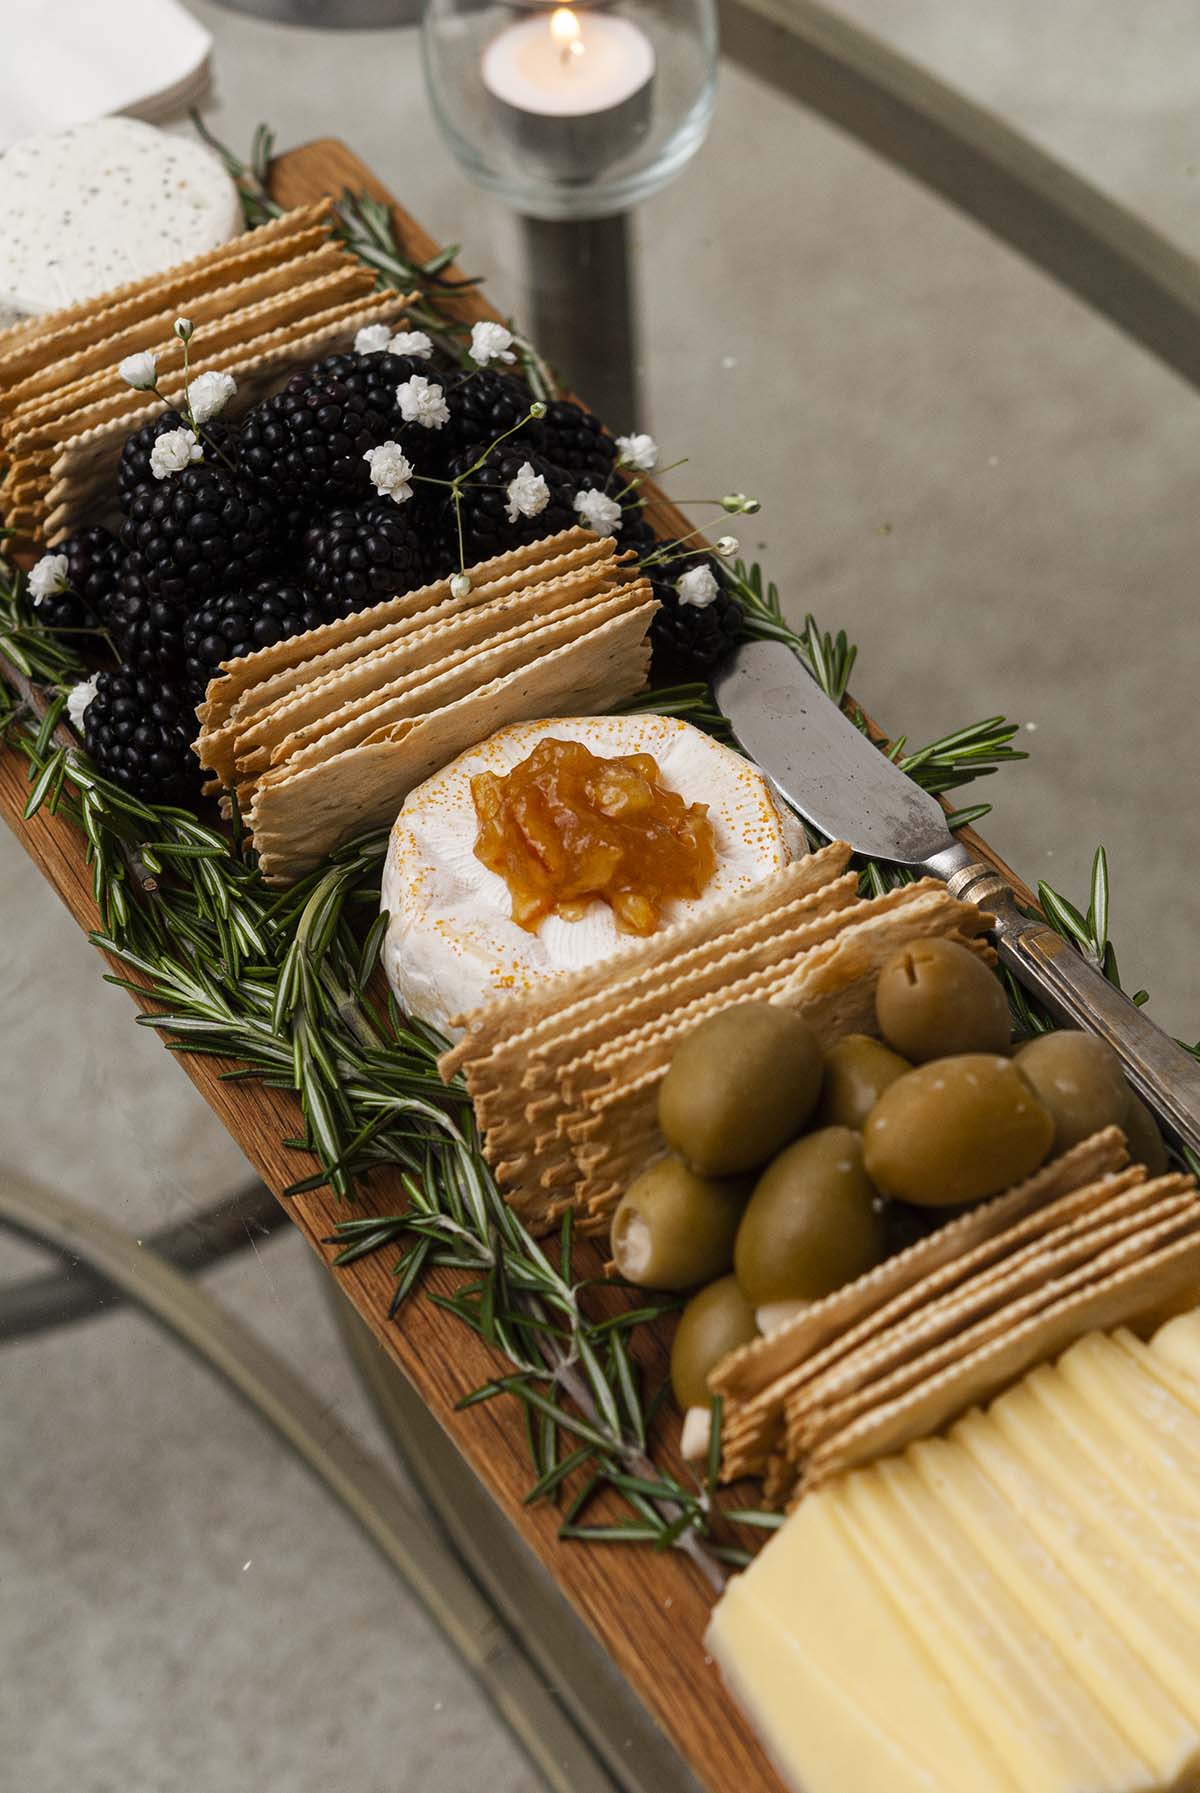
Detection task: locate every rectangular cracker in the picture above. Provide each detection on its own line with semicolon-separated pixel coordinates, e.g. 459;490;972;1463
8;265;378;456
787;1177;1197;1457
41;293;410;539
249;600;656;884
801;1219;1200;1491
0;202;333;384
3;241;354;419
195;528;601;736
237;559;634;780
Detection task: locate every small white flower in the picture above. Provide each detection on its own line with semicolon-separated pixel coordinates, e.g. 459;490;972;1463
450;572;473;599
355;323;394;354
716;534;739;558
387;330;434;360
187;370;237;425
363;441;415;504
67;674;99;732
616;432;658;472
118;350;158;391
469;320;516;366
676;564;720;609
396;374;450;430
573;488;623;534
27;552;70;604
149;427;202;480
174;315;193;341
505;461;550;523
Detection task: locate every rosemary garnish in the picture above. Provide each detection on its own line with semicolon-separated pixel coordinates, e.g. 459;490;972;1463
1;123;1183;1562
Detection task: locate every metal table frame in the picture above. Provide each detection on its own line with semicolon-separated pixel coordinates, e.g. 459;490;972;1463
7;1;1200;1785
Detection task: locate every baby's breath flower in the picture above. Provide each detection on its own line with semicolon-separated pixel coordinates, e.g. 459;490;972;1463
118;350;157;391
396;374;449;430
450;572;473;599
676;565;720;609
27;552;70;603
722;492;761;515
174;316;194;341
470;320;516;366
616;432;658;471
573;488;622;534
529;400;547;420
355;323;393;354
715;534;739;558
388;330;434;360
149;427;202;480
187;370;237;425
67;674;99;732
505;462;550;522
363;441;415;504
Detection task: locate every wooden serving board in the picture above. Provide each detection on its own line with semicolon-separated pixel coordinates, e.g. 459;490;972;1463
0;138;1033;1793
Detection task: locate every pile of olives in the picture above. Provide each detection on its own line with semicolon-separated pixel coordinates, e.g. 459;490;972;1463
606;935;1169;1419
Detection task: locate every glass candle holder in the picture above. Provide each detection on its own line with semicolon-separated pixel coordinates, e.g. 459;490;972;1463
422;0;718;220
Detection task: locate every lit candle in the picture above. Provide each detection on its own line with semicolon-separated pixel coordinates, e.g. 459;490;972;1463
482;6;656;184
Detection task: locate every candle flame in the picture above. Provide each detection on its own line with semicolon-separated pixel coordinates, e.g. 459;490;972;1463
550;6;583;57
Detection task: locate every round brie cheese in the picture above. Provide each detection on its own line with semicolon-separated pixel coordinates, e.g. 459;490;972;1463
0;120;241;315
381;714;806;1037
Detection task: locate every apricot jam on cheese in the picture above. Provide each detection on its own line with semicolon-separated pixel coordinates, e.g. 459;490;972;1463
472;737;718;935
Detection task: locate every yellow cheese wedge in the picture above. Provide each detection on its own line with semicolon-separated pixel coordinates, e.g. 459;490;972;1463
707;1575;943;1793
908;1433;1196;1784
838;1457;1140;1790
1026;1348;1200;1577
730;1490;1017;1791
1151;1308;1200;1389
962;1390;1200;1728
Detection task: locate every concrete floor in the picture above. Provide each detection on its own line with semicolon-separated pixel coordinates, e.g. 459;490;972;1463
4;3;1200;1789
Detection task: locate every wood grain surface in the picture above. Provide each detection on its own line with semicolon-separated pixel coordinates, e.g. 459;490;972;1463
0;138;1031;1793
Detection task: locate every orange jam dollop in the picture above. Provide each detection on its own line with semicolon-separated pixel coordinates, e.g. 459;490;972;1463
472;736;718;936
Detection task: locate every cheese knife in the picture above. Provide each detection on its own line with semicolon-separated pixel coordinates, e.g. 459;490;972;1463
713;637;1200;1159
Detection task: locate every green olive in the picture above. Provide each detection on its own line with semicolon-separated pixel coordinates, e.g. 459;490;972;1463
734;1127;885;1305
1013;1031;1130;1153
671;1276;760;1410
610;1157;752;1290
815;1033;912;1130
864;1054;1053;1207
875;937;1011;1062
1123;1092;1169;1177
658;1003;824;1176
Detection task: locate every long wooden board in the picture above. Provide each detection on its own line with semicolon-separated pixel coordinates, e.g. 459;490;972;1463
0;138;1032;1793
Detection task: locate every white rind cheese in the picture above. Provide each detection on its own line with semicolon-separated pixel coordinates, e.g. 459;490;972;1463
381;713;806;1036
0;118;241;315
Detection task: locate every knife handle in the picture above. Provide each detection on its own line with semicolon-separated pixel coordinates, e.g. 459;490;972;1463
935;855;1200;1162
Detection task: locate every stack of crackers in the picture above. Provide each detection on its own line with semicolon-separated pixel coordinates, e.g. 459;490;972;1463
712;1126;1200;1502
439;841;995;1235
193;526;656;885
0;201;410;544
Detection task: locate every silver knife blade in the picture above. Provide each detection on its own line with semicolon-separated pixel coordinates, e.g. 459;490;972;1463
712;638;953;865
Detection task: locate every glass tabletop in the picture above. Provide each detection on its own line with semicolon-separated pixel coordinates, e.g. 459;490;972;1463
4;4;1199;1790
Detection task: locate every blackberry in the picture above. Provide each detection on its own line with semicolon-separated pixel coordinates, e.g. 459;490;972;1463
82;667;200;800
117;409;233;513
438;369;538;462
443;445;575;564
291;349;436;416
648;553;744;673
237;376;393;508
105;555;187;677
302;503;427;616
29;526;124;632
122;463;279;608
535;399;617;487
184;577;331;692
